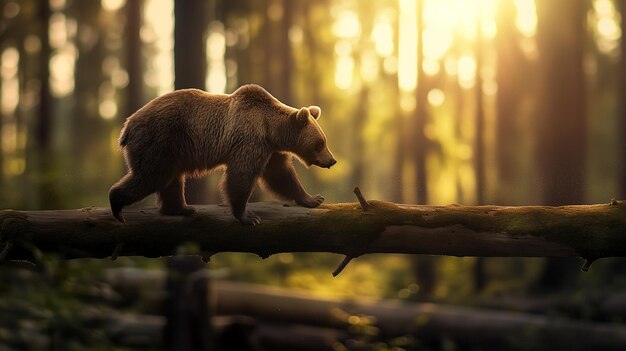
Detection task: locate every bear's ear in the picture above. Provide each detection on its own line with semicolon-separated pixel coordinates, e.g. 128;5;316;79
294;107;310;127
308;106;321;119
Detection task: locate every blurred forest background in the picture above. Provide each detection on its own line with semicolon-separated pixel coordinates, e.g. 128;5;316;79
2;0;626;350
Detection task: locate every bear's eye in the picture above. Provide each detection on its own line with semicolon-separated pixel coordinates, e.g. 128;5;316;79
315;140;325;151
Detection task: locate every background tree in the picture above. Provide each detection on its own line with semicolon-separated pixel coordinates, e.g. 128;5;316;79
495;0;527;204
174;0;210;205
534;0;587;291
125;0;143;117
412;0;436;299
620;0;626;199
473;17;486;292
166;1;213;350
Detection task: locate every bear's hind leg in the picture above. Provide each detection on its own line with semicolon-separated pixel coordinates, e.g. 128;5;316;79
158;176;196;216
221;169;260;225
260;152;324;208
109;172;163;222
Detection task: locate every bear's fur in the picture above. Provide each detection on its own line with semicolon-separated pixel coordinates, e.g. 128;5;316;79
109;84;336;225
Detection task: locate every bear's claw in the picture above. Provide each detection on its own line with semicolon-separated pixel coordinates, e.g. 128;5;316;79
112;209;125;223
238;211;261;226
296;194;325;208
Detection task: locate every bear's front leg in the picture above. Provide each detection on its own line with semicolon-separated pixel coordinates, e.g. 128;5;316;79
260;152;325;208
295;194;325;208
222;169;261;225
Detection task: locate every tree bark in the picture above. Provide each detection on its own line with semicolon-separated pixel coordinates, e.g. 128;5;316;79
1;200;625;263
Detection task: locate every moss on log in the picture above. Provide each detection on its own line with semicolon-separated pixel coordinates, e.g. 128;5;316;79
1;200;625;264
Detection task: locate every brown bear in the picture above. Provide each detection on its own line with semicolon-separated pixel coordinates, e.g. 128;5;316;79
109;84;336;225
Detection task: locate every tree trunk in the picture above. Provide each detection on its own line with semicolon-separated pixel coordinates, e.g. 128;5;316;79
278;0;292;105
391;5;404;203
37;1;52;154
125;0;143;117
412;0;436;299
35;0;57;210
473;18;488;293
619;0;626;199
2;200;625;263
171;2;212;348
412;254;436;298
163;256;214;351
351;87;368;188
414;0;428;205
495;0;525;204
474;21;485;206
535;0;587;291
174;0;211;205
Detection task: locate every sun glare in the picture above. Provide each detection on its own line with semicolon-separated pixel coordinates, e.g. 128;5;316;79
1;47;19;116
101;0;126;12
333;0;538;93
398;0;417;92
1;46;22;175
427;88;445;106
592;0;621;55
335;55;354;90
206;22;227;93
457;54;477;89
371;20;394;58
514;0;537;37
142;0;174;95
333;10;361;39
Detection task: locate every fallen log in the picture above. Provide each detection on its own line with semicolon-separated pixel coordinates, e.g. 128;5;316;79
483;291;626;321
93;270;626;350
214;281;626;350
13;267;626;350
1;198;625;267
100;268;626;324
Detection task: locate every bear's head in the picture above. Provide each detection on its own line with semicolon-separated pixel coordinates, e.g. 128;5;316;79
289;106;336;169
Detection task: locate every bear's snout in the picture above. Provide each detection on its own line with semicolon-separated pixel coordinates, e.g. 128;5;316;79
316;158;336;169
315;147;337;169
